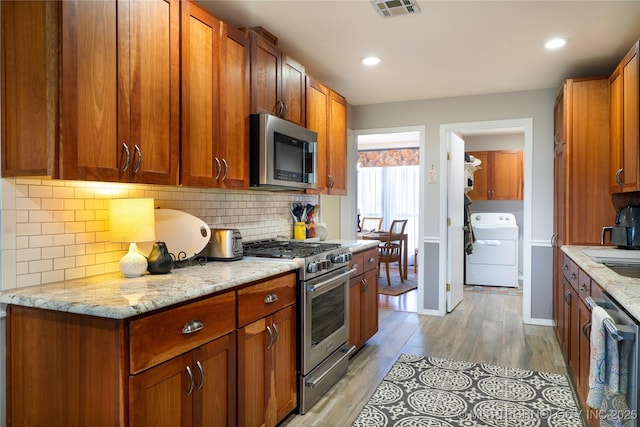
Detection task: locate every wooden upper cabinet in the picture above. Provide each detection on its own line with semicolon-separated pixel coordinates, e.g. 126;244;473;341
305;76;329;190
466;150;523;200
610;41;639;193
305;78;348;195
248;28;305;126
218;23;250;189
2;0;180;185
327;89;348;194
180;2;249;189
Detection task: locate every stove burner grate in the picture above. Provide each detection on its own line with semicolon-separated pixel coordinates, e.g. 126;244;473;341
243;239;341;259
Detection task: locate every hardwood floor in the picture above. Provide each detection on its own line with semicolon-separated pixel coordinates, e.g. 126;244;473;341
281;286;567;427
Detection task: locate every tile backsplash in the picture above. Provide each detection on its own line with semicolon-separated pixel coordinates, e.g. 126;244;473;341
0;178;318;290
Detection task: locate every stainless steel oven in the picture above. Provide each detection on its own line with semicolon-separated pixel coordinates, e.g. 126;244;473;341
299;266;356;413
243;239;357;414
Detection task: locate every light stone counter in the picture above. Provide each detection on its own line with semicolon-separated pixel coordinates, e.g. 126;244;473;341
0;259;298;319
0;240;378;320
562;246;640;321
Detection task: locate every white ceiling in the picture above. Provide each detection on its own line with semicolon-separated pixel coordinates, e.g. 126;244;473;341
197;1;640;106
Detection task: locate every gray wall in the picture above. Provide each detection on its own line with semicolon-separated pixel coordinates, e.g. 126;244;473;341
351;88;557;320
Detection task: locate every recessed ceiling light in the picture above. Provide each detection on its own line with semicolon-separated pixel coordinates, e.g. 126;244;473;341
545;38;567;50
361;56;381;66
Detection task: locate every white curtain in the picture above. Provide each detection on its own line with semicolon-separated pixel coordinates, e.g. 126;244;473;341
357;165;419;265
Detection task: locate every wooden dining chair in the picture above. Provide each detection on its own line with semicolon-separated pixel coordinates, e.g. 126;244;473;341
378;219;408;285
360;216;383;232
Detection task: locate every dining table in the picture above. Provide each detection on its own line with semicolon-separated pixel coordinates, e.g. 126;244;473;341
357;230;408;280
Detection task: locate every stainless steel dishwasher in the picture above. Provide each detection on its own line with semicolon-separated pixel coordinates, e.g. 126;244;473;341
586;293;639;426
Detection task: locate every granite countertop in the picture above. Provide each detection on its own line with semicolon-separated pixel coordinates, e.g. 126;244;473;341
562;245;640;321
0;240;378;320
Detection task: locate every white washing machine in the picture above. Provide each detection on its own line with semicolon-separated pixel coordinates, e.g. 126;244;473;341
466;212;519;287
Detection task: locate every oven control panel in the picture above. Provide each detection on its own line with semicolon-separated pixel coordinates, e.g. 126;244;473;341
306;251;352;274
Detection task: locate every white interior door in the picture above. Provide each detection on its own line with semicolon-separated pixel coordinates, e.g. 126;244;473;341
447;132;465;312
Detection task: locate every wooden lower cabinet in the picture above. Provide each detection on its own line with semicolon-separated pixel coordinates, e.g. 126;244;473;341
130;333;236;427
556;253;605;426
236;273;297;427
349;248;379;352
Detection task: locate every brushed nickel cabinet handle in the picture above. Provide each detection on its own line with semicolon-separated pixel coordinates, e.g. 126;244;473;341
266;325;274;349
222;158;229;180
121;143;130;172
214;157;221;180
272;323;279;344
182;319;204;335
564;290;571;305
185;365;194;396
616;168;624;185
133;144;142;173
264;293;278;304
570;273;577;280
580;283;586;292
195;360;204;391
368;257;375;263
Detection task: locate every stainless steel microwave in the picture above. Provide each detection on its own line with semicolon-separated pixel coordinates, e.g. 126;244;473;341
250;113;317;191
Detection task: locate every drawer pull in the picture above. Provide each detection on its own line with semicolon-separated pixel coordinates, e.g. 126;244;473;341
182;319;204;335
185;365;194;396
368;257;375;263
579;283;586;292
196;360;204;390
264;293;279;304
563;264;569;271
570;273;577;280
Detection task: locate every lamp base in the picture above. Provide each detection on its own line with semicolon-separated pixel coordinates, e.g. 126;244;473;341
120;242;148;278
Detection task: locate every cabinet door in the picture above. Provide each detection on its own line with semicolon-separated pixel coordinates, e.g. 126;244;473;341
610;70;625;191
180;0;221;187
306;76;329;191
60;0;121;181
622;47;639;192
282;55;305;126
361;268;379;343
130;352;194;427
327;90;348;195
1;1;53;176
577;298;591;406
491;150;523;200
250;32;281;116
218;23;250;189
237;317;269;427
128;0;180;185
271;305;297;424
466;151;489;200
349;275;363;349
194;333;237;427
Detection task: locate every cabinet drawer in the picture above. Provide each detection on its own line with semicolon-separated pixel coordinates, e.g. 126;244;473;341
130;291;236;374
362;248;378;272
349;252;364;277
577;269;591;302
237;273;296;327
562;254;579;291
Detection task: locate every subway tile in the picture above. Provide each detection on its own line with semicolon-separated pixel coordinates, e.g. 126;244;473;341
53;234;75;246
41;270;65;284
64;199;85;211
29;259;53;274
29;210;54;223
52;211;75;223
29;235;54;248
29;185;53;198
2;250;17;289
52;186;76;199
17;273;41;288
65;267;87;281
54;257;76;270
75;232;96;244
76;254;96;267
41;198;65;210
16;222;42;236
64;222;86;234
42;246;65;259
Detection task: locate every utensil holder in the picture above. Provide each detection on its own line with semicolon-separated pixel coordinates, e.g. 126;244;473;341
294;222;306;240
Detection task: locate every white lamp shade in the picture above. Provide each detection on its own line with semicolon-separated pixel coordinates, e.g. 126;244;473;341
109;198;156;243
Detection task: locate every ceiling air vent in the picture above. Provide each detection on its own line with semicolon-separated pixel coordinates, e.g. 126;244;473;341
371;0;421;18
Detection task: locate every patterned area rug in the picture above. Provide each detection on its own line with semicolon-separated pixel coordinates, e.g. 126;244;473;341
352;354;583;427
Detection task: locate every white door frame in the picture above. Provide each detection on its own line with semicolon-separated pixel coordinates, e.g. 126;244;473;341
438;118;534;323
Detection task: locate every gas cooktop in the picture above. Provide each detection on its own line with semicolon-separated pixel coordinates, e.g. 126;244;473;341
242;239;341;259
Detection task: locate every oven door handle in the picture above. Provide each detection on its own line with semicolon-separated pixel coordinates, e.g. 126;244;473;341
305;345;357;388
306;267;357;293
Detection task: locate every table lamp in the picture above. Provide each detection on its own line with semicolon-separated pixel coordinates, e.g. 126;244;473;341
109;198;156;277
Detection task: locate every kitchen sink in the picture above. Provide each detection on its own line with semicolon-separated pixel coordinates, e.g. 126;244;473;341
603;263;640;279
